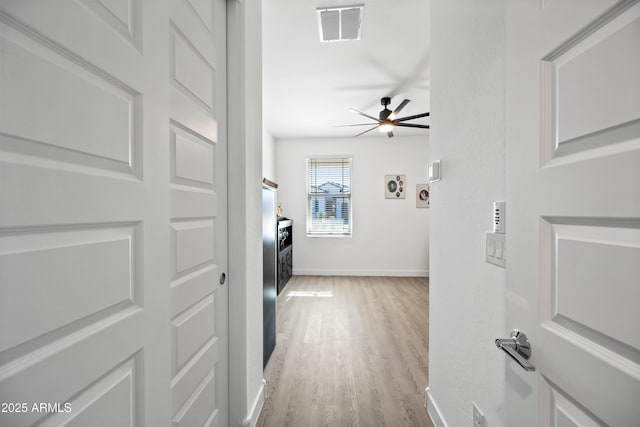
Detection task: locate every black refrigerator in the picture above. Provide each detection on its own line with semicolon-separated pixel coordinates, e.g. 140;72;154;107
262;180;277;367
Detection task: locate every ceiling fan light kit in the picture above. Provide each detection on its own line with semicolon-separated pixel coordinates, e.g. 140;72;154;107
378;122;393;133
335;97;430;138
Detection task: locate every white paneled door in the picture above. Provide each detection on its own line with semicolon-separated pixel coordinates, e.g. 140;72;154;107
0;1;228;426
505;1;640;426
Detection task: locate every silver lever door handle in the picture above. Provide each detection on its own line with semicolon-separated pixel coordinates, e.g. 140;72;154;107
495;329;535;372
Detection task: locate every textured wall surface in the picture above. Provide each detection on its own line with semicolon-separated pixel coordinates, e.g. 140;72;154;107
428;1;507;426
275;135;430;277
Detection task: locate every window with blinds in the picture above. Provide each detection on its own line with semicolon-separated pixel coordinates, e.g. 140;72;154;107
307;157;352;236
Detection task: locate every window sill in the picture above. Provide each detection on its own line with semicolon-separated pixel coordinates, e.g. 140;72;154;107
306;233;352;238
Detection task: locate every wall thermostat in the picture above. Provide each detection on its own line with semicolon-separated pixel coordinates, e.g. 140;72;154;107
493;201;506;234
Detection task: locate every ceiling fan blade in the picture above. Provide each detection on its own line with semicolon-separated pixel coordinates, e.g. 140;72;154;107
348;108;380;123
395;112;430;122
395;123;430;129
354;125;379;137
387;131;394;138
389;99;410;119
333;123;379;127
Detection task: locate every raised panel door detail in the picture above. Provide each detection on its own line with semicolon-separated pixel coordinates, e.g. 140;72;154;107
187;0;214;34
507;1;640;425
65;374;133;427
0;22;139;170
541;4;640;163
542;379;606;427
173;128;215;185
0;161;146;228
171;29;215;111
0;224;139;354
171;265;217;318
555;227;640;351
0;311;144;427
171;295;215;372
80;0;141;50
171;337;217;417
37;354;141;427
170;186;217;219
556;14;640;142
96;0;131;28
0;0;227;425
540;216;640;378
170;93;218;143
171;369;217;427
171;219;215;275
168;1;224;424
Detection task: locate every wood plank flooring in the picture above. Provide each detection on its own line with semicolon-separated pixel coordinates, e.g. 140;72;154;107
257;275;433;427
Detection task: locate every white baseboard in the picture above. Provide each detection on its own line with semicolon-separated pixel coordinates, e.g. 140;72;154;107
425;387;448;427
293;268;429;277
241;379;266;427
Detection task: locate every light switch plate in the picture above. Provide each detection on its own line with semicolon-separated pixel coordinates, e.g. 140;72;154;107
486;232;506;267
428;160;441;182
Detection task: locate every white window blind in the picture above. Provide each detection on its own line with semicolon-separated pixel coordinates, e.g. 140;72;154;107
307;157;352;236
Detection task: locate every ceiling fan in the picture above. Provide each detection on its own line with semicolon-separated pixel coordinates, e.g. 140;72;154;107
336;97;430;138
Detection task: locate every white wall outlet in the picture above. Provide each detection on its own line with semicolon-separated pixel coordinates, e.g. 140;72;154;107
472;402;485;427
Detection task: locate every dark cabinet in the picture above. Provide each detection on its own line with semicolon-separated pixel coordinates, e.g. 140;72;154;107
263;183;277;368
277;218;293;294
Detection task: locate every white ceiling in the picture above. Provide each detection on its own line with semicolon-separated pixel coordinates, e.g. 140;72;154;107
262;0;430;140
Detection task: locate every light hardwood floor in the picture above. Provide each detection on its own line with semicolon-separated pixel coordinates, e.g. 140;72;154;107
257;275;434;427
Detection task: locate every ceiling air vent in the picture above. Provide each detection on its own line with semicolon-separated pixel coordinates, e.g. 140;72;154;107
317;5;364;42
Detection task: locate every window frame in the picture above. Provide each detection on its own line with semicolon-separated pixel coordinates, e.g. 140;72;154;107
306;157;353;237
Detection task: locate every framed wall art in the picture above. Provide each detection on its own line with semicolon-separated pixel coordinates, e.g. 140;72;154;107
416;184;430;208
385;175;406;199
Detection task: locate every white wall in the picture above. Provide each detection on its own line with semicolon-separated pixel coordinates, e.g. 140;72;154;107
262;128;276;183
276;135;429;277
427;1;506;427
227;0;266;425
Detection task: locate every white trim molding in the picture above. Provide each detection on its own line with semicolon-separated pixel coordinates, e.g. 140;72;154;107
426;387;449;427
293;269;429;277
242;379;266;427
